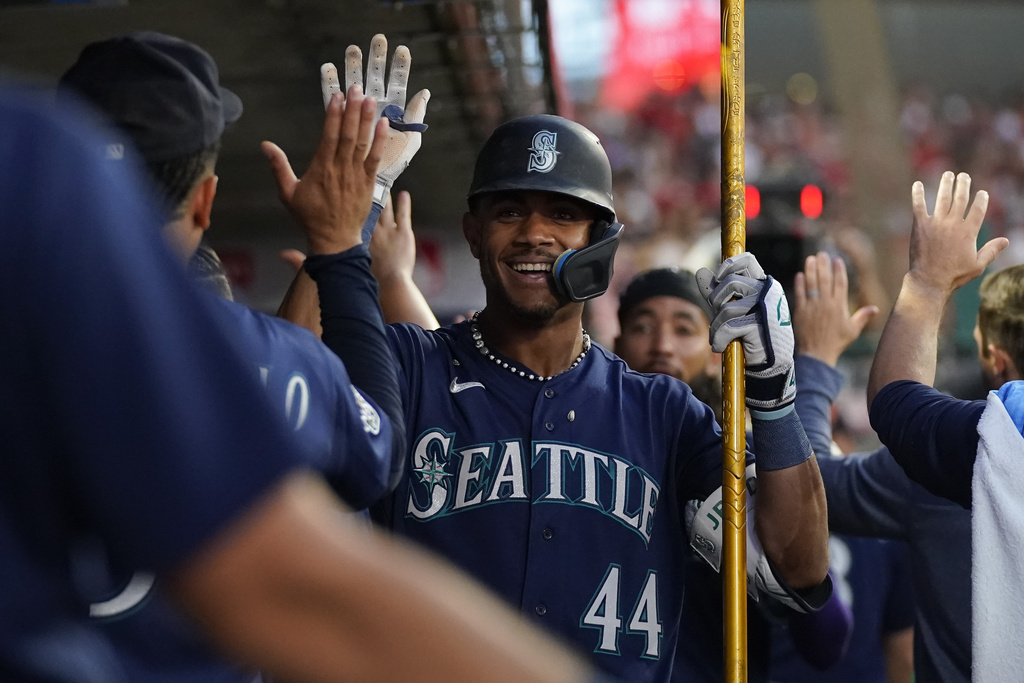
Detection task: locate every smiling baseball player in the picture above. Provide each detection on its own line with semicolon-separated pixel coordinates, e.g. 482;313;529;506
288;100;830;683
274;35;833;682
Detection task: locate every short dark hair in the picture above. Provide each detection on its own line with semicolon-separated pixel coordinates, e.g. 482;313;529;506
978;264;1024;372
145;140;220;214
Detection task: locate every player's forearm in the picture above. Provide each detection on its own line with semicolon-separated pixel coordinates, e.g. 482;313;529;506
747;411;830;589
754;457;830;589
277;268;324;338
867;274;949;405
306;247;406;490
884;628;915;683
171;473;600;683
748;410;830;588
377;271;440;329
793;355;845;459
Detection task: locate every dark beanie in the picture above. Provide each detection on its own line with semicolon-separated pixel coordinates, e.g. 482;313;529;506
618;267;712;327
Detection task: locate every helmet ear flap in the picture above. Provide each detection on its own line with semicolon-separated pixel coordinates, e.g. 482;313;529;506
552;221;623;302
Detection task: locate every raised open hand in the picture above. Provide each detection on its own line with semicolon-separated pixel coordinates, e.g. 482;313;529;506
908;171;1007;295
321;34;429;208
793;251;878;366
370;190;417;284
262;85;387;255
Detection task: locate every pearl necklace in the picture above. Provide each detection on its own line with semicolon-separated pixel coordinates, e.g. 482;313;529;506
470;310;590;382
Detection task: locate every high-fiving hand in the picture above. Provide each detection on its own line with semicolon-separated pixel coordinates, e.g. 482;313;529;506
262;85;387;255
370;190;417;284
908;171;1006;295
321;34;429;208
793;252;878;367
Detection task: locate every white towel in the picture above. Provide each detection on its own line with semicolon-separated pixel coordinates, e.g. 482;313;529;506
972;390;1024;682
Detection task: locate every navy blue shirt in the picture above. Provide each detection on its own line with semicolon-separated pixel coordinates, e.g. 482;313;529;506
0;89;306;681
371;320;822;683
378;321;724;682
796;356;971;683
85;297;396;683
870;380;984;509
213;297;393;509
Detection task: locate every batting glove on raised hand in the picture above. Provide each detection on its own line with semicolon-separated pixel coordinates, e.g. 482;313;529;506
321;33;430;208
696;252;796;412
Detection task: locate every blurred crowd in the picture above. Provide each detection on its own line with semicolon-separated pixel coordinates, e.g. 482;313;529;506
567;82;1024;450
579;82;1024;324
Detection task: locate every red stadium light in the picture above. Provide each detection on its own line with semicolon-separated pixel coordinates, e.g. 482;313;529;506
745;185;761;219
800;184;823;219
653;59;687;92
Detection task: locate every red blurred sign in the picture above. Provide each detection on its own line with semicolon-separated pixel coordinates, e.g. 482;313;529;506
600;0;720;111
215;245;256;292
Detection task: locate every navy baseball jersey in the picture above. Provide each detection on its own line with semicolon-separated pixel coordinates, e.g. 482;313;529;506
795;356;971;682
672;556;774;682
377;321;724;682
212;298;391;509
85;297;392;683
0;88;305;681
770;535;914;682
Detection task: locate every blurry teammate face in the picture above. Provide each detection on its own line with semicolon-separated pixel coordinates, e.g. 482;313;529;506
614;296;714;383
463;190;593;324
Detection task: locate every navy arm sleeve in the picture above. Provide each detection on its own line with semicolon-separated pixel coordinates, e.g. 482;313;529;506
869;381;984;508
794;355;845;459
305;247;405;493
362;201;383;244
795;355;913;537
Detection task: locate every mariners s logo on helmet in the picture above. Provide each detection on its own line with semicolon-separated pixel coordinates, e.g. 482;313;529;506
527;130;559;173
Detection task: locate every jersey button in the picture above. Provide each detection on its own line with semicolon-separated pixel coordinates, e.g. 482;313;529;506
544;421;554;431
542;527;554;540
544;388;555;398
535;604;547;616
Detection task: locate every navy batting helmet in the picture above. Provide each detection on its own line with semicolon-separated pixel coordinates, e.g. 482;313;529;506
467;114;615;220
467;114;622;302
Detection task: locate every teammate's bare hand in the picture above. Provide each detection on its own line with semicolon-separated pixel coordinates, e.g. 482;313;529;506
793;251;878;367
279;248;307;272
907;171;1007;295
370;190;417;284
262;85;388;255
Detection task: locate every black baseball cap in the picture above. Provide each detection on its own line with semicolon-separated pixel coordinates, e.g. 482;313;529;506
59;31;242;163
618;267;713;327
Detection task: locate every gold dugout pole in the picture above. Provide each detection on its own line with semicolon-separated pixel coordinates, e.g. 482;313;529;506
721;0;748;681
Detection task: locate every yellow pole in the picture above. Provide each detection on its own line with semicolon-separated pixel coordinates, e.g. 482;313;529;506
721;0;748;681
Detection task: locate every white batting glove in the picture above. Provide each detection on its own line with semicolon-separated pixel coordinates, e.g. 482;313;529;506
696;252;796;412
321;34;430;207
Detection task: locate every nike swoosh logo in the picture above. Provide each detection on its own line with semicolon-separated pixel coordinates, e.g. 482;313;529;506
450;377;485;394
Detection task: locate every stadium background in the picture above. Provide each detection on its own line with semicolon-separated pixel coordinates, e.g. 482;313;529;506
3;0;1022;447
